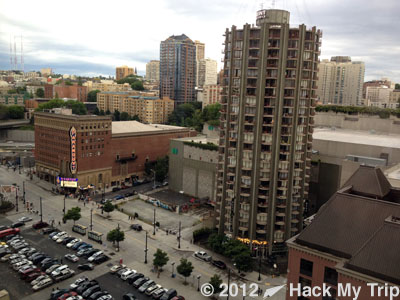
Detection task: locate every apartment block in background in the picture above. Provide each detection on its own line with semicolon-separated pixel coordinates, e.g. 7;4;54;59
84;80;132;93
160;34;196;105
146;60;160;82
40;68;53;77
216;9;321;254
195;40;205;61
116;65;135;81
366;85;394;108
202;84;222;107
197;58;218;88
44;83;87;102
317;56;365;106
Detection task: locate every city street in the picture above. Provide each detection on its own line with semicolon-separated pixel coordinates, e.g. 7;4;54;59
0;166;286;300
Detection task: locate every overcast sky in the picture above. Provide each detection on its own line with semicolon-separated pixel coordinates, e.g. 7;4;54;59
0;0;399;82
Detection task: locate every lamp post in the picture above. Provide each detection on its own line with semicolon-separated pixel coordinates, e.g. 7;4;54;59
153;208;156;235
227;268;231;300
178;221;181;249
144;231;148;264
151;169;156;188
171;261;175;277
197;274;201;291
22;181;25;205
116;223;120;252
39;197;43;223
15;185;18;212
257;247;262;281
90;209;93;231
63;194;66;219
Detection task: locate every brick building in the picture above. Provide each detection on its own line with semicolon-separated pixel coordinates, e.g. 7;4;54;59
44;83;88;102
286;165;400;300
34;109;195;188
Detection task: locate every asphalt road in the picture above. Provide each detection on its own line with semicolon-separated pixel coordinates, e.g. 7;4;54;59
92;183;154;202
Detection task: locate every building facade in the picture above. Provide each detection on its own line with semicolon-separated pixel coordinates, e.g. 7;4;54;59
84;81;132;93
44;83;88;102
196;58;218;88
160;34;196;105
194;40;205;61
35;110;195;188
366;85;393;108
116;65;134;81
287;166;400;300
202;84;222;107
40;68;53;77
145;60;160;82
97;91;174;124
216;9;321;254
0;94;27;106
316;57;365;106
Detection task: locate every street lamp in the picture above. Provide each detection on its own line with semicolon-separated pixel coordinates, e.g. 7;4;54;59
90;209;93;231
257;247;261;281
39;197;43;223
171;262;175;278
197;275;201;291
144;231;148;264
178;221;181;249
153;208;156;235
227;268;231;300
22;181;25;205
15;185;18;212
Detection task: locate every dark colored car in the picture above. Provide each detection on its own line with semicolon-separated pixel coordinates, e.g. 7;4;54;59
76;280;98;295
83;249;100;258
42;227;56;234
82;285;101;298
133;277;149;288
33;255;50;265
78;263;94;270
11;222;25;228
127;273;144;284
72;241;85;250
114;194;124;200
50;289;70;300
124;192;134;197
212;260;227;269
25;272;43;282
130;224;142;231
160;289;177;300
32;221;49;229
93;255;109;264
112;187;121;192
89;291;107;300
41;260;58;271
123;293;137;300
62;237;75;245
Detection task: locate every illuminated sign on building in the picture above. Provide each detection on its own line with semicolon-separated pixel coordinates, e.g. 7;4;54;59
70;126;77;174
57;177;78;188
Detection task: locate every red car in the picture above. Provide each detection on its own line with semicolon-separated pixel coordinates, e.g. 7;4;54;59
58;291;78;300
171;297;185;300
25;272;44;282
20;267;40;279
32;221;49;229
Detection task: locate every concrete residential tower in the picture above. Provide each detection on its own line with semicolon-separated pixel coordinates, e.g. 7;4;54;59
216;9;321;254
146;60;160;82
160;34;196;105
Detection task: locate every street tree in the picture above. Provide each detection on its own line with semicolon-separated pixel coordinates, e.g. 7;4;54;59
209;274;223;294
177;258;193;284
153;248;169;278
35;88;45;98
154;156;168;183
107;226;125;251
87;89;100;102
8;105;24;119
103;201;114;216
233;251;253;273
64;207;81;224
120;111;130;121
114;110;120;121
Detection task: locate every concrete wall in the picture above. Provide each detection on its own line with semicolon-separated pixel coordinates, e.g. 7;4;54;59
0;129;34;142
315;112;400;134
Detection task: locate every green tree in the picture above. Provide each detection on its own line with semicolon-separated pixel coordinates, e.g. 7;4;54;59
103;201;115;216
120;111;130;121
8;105;24;119
99;109;105;116
208;233;228;254
94;107;100;115
65;80;73;86
36;88;45;98
131;114;140;121
209;274;223;294
154;156;168;183
176;258;193;284
106;109;111;115
29;92;34;99
153;248;169;278
87;89;100;102
36;99;65;111
395;83;400;90
131;81;144;91
0;104;9;120
233;251;253;272
114;110;120;121
7;89;17;94
107;226;125;251
64;207;81;224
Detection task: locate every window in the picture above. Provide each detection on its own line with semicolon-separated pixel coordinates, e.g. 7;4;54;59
324;267;338;286
172;148;178;155
300;259;313;277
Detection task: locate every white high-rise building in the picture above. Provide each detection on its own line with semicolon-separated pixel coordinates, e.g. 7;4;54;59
196;58;217;88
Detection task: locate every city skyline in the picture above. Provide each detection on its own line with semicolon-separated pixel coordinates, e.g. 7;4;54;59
0;0;399;82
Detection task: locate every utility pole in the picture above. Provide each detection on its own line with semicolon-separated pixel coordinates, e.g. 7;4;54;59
258;247;262;281
15;185;18;212
227;268;231;300
144;231;148;264
153;208;156;235
178;221;181;249
39;197;43;222
90;209;93;231
22;181;25;205
63;195;66;219
117;223;120;252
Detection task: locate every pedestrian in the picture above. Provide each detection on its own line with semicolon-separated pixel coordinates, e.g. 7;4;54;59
84;201;86;207
60;259;63;264
58;221;61;226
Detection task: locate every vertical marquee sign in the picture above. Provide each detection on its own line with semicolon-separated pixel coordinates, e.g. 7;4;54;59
70;126;77;174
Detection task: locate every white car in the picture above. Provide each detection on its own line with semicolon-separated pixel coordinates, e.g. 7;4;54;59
51;264;68;277
18;216;33;223
67;239;81;248
46;264;61;274
194;251;212;262
66;296;83;300
88;251;103;262
121;269;136;281
32;277;53;291
65;254;79;262
31;274;49;286
53;231;68;241
53;268;75;281
146;284;162;296
70;276;88;290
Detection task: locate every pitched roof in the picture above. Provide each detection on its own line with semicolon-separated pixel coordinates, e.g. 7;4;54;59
342;165;391;198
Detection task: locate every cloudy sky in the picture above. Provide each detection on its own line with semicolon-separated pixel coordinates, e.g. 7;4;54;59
0;0;399;82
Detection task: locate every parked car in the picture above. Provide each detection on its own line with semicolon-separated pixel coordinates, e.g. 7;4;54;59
32;221;49;229
146;284;162;296
49;288;70;300
113;194;124;200
72;241;86;250
112;187;121;192
152;288;167;299
53;268;75;281
160;289;177;300
32;277;53;291
49;231;60;239
69;276;88;290
18;216;33;223
51;264;69;277
52;231;67;241
138;279;155;293
93;254;109;264
130;224;142;231
171;296;185;300
11;221;25;228
25;271;44;282
77;263;94;270
88;251;103;262
133;277;149;288
31;274;50;286
82;285;101;298
127;273;143;284
98;295;112;300
77;248;93;257
211;260;226;269
89;291;108;300
76;280;98;294
62;237;76;245
123;293;137;300
121;269;136;280
65;254;79;262
194;251;212;262
109;264;126;274
45;264;61;274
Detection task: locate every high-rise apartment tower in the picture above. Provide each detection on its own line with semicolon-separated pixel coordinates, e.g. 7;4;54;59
216;9;321;254
160;34;196;105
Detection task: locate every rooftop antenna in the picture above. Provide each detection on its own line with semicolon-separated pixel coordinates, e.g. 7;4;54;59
20;35;24;72
13;36;18;70
9;36;13;70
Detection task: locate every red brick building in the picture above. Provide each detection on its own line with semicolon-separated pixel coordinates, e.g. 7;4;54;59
286;166;400;300
44;83;88;102
34;110;195;188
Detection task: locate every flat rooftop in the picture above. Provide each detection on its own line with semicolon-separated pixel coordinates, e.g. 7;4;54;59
313;127;400;149
172;135;219;145
112;121;187;135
